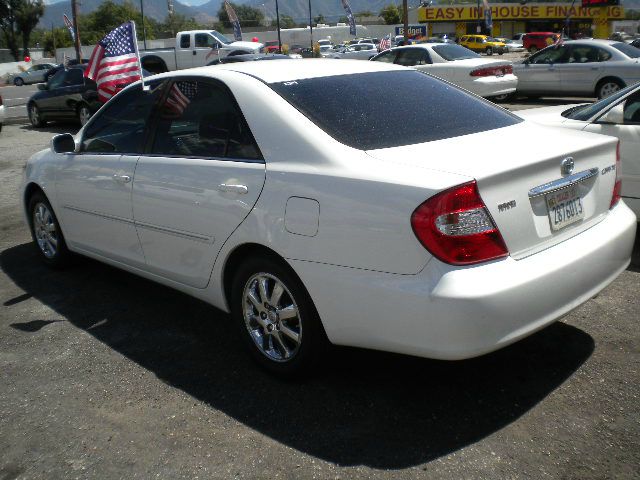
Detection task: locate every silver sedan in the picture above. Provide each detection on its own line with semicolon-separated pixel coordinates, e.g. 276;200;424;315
330;43;378;60
512;39;640;99
12;63;58;86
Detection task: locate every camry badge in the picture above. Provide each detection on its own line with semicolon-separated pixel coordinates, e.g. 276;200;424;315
561;157;574;176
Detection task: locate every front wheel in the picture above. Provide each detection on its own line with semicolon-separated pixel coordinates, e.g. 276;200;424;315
14;77;24;86
28;192;71;268
596;78;624;99
29;104;45;127
231;256;329;377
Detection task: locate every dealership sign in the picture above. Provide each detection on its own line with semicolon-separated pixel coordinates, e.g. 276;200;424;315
395;25;428;37
418;3;624;21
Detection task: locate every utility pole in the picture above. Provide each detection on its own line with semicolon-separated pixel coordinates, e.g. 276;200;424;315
71;0;82;62
308;0;313;51
275;0;282;52
402;0;409;44
51;22;56;58
476;0;481;33
139;0;148;50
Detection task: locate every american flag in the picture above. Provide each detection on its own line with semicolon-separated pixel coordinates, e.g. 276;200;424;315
85;21;142;103
379;34;391;52
164;81;198;116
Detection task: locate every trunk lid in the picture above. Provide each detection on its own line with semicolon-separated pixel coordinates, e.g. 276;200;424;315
366;121;618;260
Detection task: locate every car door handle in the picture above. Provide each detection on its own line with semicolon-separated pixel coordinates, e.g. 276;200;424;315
193;50;197;55
218;183;248;194
113;174;131;184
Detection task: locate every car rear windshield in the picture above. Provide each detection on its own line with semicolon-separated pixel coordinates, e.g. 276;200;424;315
269;70;520;150
431;44;480;60
611;42;640;58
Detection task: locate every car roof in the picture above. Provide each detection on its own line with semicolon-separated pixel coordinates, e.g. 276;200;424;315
166;59;405;84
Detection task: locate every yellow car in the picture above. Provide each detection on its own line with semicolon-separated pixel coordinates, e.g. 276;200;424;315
459;35;506;56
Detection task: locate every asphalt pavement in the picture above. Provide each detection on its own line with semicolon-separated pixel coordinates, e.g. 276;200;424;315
0;83;38;124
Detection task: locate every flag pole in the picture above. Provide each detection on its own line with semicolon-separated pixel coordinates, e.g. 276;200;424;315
131;20;149;91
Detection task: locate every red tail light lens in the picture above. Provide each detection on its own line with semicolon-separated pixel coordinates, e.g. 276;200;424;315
470;65;513;77
411;181;508;265
610;141;622;209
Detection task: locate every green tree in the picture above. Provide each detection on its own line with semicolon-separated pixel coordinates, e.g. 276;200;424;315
31;27;73;57
79;0;157;45
313;14;325;24
217;2;265;29
15;0;44;56
379;4;402;25
158;12;201;37
0;0;21;60
274;14;295;29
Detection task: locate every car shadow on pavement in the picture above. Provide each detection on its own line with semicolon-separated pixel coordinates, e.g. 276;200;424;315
1;242;596;469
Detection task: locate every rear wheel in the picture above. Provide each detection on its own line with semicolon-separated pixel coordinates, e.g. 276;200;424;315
492;92;514;102
77;104;92;126
14;77;24;86
596;78;624;99
28;192;70;268
29;103;45;127
231;256;329;377
485;47;493;56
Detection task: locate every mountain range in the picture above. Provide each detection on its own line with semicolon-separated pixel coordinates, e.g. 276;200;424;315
39;0;640;29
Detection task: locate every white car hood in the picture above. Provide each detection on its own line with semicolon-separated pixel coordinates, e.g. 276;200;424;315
229;41;263;50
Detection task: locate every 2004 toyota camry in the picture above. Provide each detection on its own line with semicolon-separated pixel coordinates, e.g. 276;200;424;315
21;60;637;376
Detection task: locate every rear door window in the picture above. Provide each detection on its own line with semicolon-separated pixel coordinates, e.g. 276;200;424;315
372;50;397;63
180;34;190;48
395;48;431;66
269;70;520;150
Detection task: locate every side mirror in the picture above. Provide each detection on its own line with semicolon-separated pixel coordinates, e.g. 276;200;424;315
37;83;47;90
598;103;624;125
51;133;76;154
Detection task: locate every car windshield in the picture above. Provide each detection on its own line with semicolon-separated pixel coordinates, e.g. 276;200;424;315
431;44;480;60
611;42;640;58
269;70;520;150
210;31;232;44
562;83;639;120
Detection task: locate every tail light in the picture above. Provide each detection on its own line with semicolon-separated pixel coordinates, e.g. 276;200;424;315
411;181;508;265
470;65;513;77
610;140;622;209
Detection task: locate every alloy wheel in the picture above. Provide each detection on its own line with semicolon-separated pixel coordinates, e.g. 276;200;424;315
599;81;621;99
33;202;58;259
29;105;41;127
242;272;302;362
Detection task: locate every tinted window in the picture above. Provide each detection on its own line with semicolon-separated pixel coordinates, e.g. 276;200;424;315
180;34;190;48
47;69;66;89
270;70;520;150
611;42;640;59
371;50;396;63
563;83;638;121
432;44;479;60
530;45;569;64
195;33;216;48
65;69;84;85
395;48;431;66
568;45;602;63
81;81;166;154
150;80;261;160
624;91;640;124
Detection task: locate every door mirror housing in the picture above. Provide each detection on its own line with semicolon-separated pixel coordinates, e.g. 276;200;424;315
51;133;76;154
598;103;624;125
37;83;47;90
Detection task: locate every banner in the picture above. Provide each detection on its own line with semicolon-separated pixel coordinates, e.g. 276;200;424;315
224;1;242;42
341;0;356;36
482;0;493;29
63;14;75;42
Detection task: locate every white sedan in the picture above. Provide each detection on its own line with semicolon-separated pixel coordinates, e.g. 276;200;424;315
518;82;640;218
21;60;636;377
370;44;517;100
329;43;378;60
0;93;4;132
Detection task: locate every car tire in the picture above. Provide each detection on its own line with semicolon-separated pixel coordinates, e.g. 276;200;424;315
77;104;92;126
485;47;493;56
596;78;624;99
498;49;504;55
528;46;538;53
231;255;329;378
28;103;45;127
492;92;514;102
14;77;24;86
28;191;71;268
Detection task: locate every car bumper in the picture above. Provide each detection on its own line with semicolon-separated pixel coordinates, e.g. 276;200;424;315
468;74;518;98
290;202;636;360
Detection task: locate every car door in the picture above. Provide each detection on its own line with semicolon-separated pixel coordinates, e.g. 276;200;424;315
584;91;640;206
55;81;167;266
50;68;86;119
35;69;66;116
176;32;193;68
132;79;266;288
194;32;221;66
558;45;610;95
516;45;569;94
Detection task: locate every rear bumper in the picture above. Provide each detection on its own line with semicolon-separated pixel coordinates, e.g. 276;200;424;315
469;74;517;98
291;202;636;360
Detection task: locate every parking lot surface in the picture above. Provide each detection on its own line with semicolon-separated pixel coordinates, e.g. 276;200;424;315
1;120;639;479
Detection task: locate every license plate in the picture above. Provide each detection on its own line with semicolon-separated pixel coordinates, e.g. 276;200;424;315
546;185;584;231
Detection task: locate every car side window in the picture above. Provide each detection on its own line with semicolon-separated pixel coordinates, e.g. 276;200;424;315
195;33;216;49
568;45;600;63
180;34;190;48
47;69;66;89
373;50;397;63
530;45;569;64
65;69;84;86
150;80;262;160
395;48;431;66
81;81;166;154
623;92;640;124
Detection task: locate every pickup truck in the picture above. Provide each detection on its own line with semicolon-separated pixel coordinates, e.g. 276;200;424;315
140;30;264;74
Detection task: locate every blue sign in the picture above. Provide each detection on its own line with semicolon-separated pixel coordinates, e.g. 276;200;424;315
395;25;427;38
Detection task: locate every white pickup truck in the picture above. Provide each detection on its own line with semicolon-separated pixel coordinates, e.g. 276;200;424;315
141;30;264;73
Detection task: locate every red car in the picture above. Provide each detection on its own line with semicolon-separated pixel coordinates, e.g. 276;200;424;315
264;41;280;53
523;32;560;53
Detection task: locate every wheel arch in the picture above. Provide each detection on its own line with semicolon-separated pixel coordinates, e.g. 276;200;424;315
23;182;47;226
141;55;168;74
